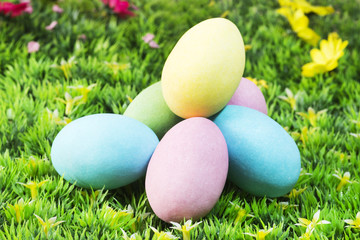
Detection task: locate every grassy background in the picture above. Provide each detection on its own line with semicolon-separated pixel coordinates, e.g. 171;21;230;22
0;0;359;239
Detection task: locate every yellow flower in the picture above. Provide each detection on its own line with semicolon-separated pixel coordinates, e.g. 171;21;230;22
329;149;350;162
56;92;83;115
229;202;254;224
220;10;230;18
302;32;348;77
246;77;269;89
296;107;327;127
245;45;252;51
18;180;48;199
278;88;300;110
244;227;273;240
150;226;178;240
105;62;130;75
208;0;215;7
6;198;34;223
344;212;360;230
333;170;357;191
296;210;331;230
278;0;335;16
269;199;298;210
285;187;307;199
277;8;320;46
34;214;64;237
46;108;72;125
291;126;318;145
170;220;202;240
126;95;134;103
299;226;315;240
68;84;97;104
51;56;77;79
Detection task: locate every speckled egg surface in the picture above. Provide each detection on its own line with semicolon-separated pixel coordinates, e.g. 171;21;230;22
227;77;268;115
162;18;245;119
213;105;301;197
145;117;228;222
124;82;182;139
51;114;159;190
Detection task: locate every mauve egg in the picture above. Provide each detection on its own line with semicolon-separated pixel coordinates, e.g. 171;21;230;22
51;114;159;189
213;105;301;197
227;77;267;115
145;117;228;222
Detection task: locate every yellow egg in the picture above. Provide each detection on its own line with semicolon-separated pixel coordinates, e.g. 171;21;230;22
161;18;245;118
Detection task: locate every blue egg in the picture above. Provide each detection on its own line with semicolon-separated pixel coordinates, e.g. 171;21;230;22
213;105;301;197
51;114;159;189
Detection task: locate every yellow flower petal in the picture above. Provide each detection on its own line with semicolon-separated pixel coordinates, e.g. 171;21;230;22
297;28;320;46
301;62;327;77
310;49;326;64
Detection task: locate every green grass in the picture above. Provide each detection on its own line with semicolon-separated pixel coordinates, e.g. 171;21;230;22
1;0;359;239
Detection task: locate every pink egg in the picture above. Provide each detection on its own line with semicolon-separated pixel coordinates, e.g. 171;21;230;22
145;117;228;222
227;77;267;115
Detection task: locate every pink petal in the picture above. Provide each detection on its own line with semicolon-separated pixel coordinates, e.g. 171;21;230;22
109;0;119;8
78;34;87;40
20;0;32;13
149;40;159;48
45;21;58;31
24;5;33;13
27;41;40;53
142;33;154;43
52;4;63;13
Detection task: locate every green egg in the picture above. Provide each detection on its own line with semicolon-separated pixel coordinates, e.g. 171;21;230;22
124;82;182;139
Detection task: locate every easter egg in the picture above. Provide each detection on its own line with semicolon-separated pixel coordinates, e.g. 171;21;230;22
145;117;228;222
51;114;159;190
212;105;301;197
124;82;182;139
162;18;245;119
227;78;268;115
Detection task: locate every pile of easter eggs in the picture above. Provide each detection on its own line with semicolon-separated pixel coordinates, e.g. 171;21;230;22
51;18;301;223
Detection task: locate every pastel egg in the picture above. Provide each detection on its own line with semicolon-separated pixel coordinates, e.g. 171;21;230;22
51;114;159;189
162;18;245;119
124;82;182;139
145;117;228;222
213;105;301;197
227;77;268;115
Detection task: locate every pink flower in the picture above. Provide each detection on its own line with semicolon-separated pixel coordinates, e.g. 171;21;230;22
27;41;40;53
20;0;33;13
0;2;29;17
45;21;58;31
78;34;87;40
52;4;63;13
102;0;134;18
149;41;159;48
142;33;160;48
142;33;154;43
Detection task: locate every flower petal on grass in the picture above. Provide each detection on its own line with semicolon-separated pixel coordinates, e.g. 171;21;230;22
27;41;40;53
45;21;58;31
142;33;154;43
149;40;159;48
52;4;63;13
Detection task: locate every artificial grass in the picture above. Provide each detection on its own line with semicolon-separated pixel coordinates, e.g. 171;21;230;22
0;0;359;239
